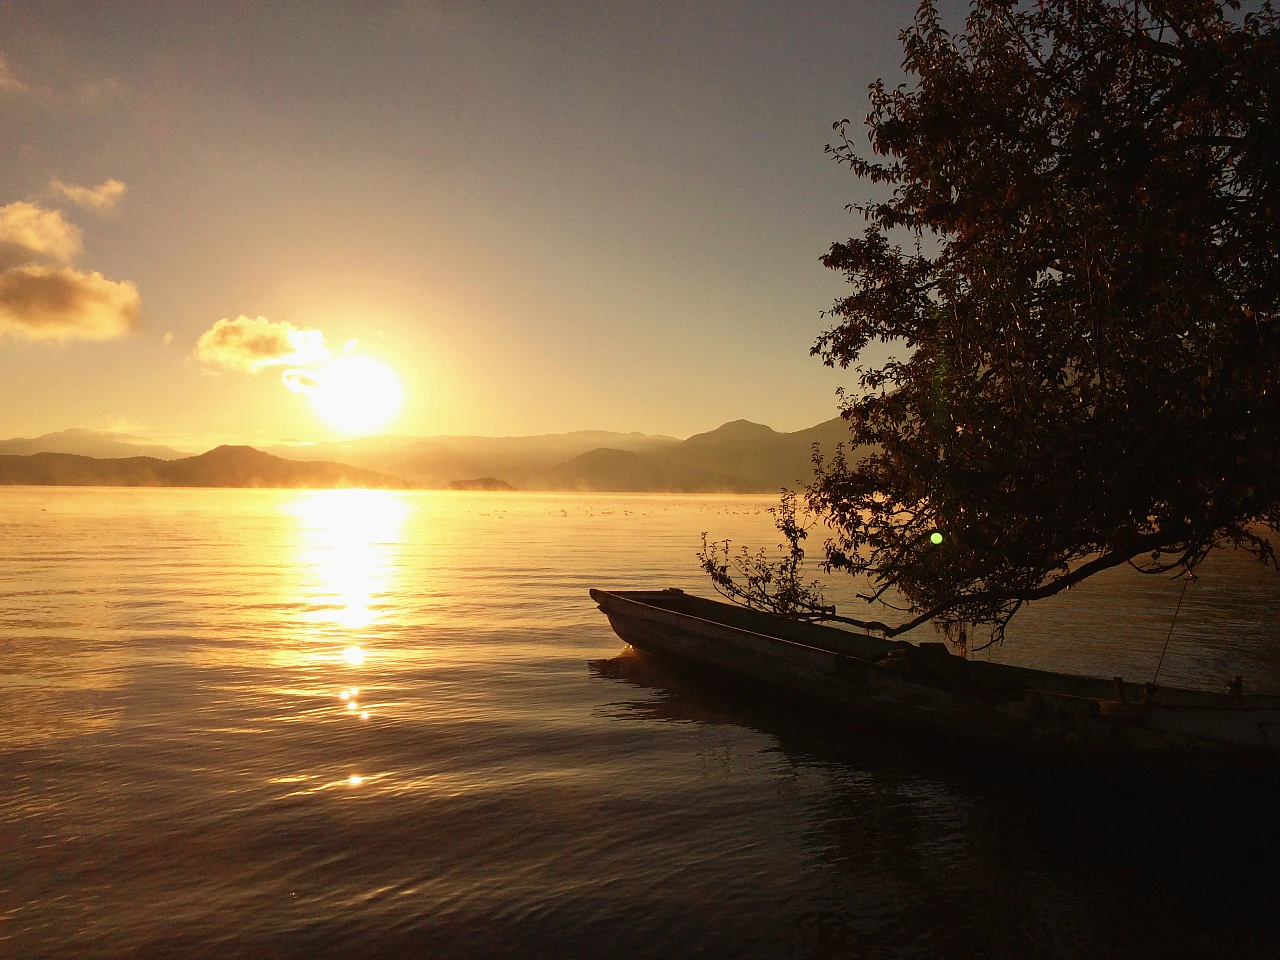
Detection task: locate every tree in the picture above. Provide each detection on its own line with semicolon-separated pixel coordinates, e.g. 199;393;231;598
710;0;1280;644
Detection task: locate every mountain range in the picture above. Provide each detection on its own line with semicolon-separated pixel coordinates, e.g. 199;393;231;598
0;446;407;489
0;418;867;492
541;418;858;492
0;428;187;460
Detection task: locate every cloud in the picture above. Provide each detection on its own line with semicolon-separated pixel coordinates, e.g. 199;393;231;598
0;199;139;344
0;201;83;266
0;55;27;95
195;316;331;373
282;369;320;393
51;178;126;212
0;265;140;341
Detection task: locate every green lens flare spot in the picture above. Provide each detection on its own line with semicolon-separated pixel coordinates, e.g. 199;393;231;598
930;531;944;545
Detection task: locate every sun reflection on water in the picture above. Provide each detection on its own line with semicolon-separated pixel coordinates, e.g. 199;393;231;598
285;489;409;632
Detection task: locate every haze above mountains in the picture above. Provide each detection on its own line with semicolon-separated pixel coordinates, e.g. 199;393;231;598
0;419;866;493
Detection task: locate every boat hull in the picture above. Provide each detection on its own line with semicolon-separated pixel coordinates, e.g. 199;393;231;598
591;588;1280;777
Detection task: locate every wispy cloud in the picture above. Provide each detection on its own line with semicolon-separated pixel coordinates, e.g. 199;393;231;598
51;178;126;212
0;265;140;341
0;201;83;266
195;316;331;373
0;51;127;109
282;368;321;393
0;54;28;95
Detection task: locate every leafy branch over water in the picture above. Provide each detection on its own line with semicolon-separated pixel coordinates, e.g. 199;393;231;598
699;491;834;621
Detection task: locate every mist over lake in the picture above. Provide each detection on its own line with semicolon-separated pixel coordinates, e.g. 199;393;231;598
4;487;1280;959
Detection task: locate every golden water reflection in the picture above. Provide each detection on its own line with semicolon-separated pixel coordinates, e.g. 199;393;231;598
285;489;409;632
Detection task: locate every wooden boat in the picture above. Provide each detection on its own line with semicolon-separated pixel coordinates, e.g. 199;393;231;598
591;587;1280;776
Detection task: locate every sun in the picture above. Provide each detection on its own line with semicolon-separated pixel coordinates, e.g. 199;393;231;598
308;356;404;435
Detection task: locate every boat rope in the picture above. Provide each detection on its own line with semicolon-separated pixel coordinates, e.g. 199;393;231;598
1151;571;1195;686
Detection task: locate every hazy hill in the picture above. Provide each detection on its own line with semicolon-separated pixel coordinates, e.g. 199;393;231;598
0;446;408;489
263;430;680;487
540;417;864;492
0;428;187;460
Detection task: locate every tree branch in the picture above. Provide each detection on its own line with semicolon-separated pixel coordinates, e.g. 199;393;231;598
856;529;1191;638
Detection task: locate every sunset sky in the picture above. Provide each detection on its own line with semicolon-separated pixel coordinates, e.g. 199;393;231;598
0;1;914;447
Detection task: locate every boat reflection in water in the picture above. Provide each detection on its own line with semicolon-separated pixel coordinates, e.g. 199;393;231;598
590;644;1280;959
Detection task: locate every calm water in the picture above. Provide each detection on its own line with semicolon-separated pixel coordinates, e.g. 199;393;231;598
3;487;1280;959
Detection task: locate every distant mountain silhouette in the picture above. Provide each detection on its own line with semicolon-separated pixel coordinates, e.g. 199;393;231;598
539;417;865;492
0;446;408;489
0;428;187;460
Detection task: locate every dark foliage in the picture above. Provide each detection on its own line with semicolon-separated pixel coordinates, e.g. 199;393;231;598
716;0;1280;643
815;0;1280;642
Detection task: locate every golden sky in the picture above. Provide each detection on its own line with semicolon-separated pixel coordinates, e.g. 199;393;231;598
0;1;910;446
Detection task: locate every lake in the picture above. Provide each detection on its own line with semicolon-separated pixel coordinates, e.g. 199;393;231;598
3;487;1280;959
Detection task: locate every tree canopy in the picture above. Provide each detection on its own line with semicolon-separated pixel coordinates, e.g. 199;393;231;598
709;0;1280;643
